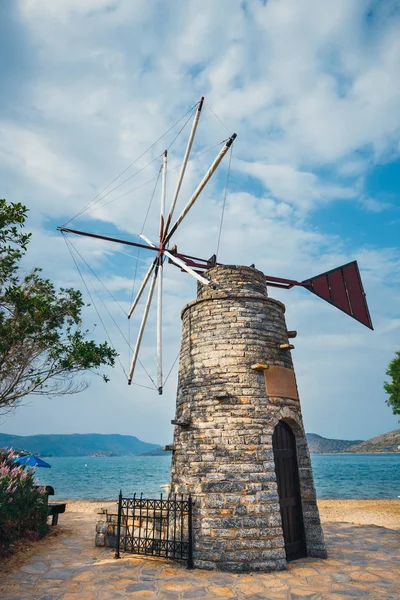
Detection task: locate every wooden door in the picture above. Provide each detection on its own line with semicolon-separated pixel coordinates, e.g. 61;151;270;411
272;421;307;561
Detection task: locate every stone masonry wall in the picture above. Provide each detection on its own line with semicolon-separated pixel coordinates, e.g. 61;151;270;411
170;265;326;572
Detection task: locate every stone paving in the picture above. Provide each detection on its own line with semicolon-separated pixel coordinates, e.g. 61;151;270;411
1;510;399;599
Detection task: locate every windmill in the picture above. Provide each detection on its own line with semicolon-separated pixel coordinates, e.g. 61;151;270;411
59;95;373;396
59;96;374;572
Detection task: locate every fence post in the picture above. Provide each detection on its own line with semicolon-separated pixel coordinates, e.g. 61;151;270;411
187;495;194;569
115;489;122;559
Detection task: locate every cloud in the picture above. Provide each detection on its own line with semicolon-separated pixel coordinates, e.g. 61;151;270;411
234;161;358;211
359;197;393;213
0;123;83;197
1;0;399;442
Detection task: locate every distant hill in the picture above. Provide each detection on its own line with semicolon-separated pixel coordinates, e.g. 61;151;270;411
1;430;398;457
0;433;160;457
140;448;172;456
306;433;364;453
343;429;400;453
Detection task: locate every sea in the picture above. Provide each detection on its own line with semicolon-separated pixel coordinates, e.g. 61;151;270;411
35;453;400;500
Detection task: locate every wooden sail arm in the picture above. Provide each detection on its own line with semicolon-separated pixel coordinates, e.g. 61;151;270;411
264;274;307;290
173;252;217;271
163;133;237;245
59;227;218;271
58;226;159;254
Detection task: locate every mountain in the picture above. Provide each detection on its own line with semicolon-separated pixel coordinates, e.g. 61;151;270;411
0;433;160;457
306;433;364;453
343;429;400;453
2;430;398;457
140;448;172;456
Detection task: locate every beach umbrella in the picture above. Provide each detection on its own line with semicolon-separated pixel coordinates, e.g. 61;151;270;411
13;454;51;468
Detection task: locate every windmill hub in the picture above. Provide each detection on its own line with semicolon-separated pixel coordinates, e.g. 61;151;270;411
170;264;327;571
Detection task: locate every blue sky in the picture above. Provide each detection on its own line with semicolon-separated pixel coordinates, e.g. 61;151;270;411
0;0;399;444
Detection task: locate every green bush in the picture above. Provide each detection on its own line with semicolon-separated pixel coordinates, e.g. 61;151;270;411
0;448;49;555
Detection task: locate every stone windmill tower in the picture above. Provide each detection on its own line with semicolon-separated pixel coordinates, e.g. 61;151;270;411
60;96;373;572
169;265;326;571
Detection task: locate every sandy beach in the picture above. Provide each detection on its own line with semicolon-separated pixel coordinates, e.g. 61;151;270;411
60;498;400;530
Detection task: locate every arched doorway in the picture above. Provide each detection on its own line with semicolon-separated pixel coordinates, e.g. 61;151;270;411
272;420;307;561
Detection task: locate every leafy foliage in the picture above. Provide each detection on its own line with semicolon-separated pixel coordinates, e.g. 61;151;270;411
0;199;118;410
384;351;400;417
0;199;31;285
0;448;49;556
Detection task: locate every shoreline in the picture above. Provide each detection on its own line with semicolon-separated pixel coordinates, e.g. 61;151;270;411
59;498;400;530
37;452;400;456
314;452;400;455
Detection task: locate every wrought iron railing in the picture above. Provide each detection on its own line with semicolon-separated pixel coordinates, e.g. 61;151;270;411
114;491;193;569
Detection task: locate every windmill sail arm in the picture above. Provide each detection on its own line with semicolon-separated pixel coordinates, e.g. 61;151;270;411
164;250;210;286
174;252;217;271
58;227;159;253
128;265;159;385
128;259;157;318
156;260;163;394
139;233;156;248
264;274;301;289
160;150;167;239
163;96;204;239
164;133;237;244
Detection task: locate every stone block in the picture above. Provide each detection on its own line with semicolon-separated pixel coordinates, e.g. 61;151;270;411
95;533;105;546
255;491;278;502
204;494;225;509
201;482;246;493
95;522;108;534
252;559;287;571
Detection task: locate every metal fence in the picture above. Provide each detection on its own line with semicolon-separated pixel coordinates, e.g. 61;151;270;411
114;491;193;569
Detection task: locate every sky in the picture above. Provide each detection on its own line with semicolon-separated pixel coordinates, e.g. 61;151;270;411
0;0;399;445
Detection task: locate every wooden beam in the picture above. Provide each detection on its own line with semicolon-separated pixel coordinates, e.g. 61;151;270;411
171;420;191;428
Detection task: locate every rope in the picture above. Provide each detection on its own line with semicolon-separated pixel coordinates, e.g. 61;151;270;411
167;110;197;151
140;163;162;234
62;234;127;379
163;351;180;386
75;140;228;218
65;238;127;316
62;101;199;227
107;247;149;264
86;153;162;211
63;234;158;390
208;106;230;132
216;144;233;259
130;381;159;391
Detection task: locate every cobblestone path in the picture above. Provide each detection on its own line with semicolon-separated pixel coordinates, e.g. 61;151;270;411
1;511;399;599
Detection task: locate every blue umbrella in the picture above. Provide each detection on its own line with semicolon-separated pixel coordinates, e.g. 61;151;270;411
13;454;51;468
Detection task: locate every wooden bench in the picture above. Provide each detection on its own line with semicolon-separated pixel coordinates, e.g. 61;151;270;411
36;485;66;526
48;503;66;526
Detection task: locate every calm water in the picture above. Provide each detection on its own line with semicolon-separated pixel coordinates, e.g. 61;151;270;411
35;454;400;500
